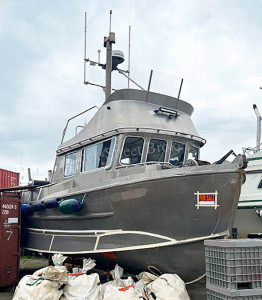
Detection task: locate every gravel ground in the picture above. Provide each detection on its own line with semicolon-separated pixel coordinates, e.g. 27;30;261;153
0;257;207;299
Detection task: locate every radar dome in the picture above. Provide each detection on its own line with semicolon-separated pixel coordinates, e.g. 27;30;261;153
112;50;125;70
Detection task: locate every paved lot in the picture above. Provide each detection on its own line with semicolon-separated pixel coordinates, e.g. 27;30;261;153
0;257;207;299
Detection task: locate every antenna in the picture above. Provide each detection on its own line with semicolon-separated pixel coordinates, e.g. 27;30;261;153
84;12;87;84
147;70;153;91
109;10;112;33
177;78;184;99
128;25;131;88
98;50;101;63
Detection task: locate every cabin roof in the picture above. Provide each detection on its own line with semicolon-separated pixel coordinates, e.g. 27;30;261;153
57;89;204;154
105;89;194;116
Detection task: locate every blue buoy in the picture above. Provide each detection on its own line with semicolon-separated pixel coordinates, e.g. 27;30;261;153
43;198;59;209
31;202;45;212
21;203;33;216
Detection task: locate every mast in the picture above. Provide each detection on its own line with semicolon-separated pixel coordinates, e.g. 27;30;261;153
104;10;115;100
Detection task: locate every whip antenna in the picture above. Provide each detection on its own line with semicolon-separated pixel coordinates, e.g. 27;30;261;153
109;9;112;33
84;12;87;84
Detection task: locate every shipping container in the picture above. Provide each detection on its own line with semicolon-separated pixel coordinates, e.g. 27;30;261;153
0;168;20;188
0;191;21;287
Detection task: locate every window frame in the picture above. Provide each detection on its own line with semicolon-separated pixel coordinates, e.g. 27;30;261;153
119;135;145;166
187;144;200;161
145;138;167;163
169;141;186;166
64;151;78;178
81;136;117;174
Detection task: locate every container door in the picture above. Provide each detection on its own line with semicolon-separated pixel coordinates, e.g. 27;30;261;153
0;192;21;287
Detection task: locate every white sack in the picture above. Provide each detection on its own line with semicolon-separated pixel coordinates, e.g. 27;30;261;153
103;285;141;300
52;254;68;266
146;273;190;300
42;266;68;283
137;271;158;285
63;273;102;300
72;267;82;274
33;266;48;277
12;275;63;300
82;258;96;273
33;265;67;281
134;271;158;296
100;265;134;298
111;264;123;280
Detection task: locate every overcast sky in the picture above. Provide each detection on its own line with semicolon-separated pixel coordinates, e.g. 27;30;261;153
1;0;261;183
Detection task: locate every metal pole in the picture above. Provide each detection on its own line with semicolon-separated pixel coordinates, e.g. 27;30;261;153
253;104;261;151
84;12;87;84
147;70;153;91
105;38;112;99
177;78;183;99
104;10;114;100
118;70;145;90
128;25;131;88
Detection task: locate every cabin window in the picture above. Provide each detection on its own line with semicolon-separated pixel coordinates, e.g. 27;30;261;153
121;137;144;165
146;139;167;163
82;137;116;172
188;145;199;160
170;142;185;166
64;152;77;177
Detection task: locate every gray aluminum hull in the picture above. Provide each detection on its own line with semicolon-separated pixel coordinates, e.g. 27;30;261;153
22;164;243;281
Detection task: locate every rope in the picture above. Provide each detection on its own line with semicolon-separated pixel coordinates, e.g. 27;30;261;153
147;265;162;277
147;265;205;286
185;273;206;285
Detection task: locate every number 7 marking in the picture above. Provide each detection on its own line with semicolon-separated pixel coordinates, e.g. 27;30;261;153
6;230;13;241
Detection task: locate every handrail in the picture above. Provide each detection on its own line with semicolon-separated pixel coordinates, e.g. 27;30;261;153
60;106;99;144
116;162;172;169
243;143;262;155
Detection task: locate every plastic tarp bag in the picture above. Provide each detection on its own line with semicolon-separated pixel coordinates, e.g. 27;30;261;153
62;273;102;300
103;285;141;300
12;275;63;300
146;273;190;300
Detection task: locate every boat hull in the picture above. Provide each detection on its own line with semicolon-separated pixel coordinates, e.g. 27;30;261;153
233;207;262;238
21;165;243;281
22;230;226;282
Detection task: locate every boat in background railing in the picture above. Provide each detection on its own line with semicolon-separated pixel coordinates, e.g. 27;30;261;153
233;104;262;238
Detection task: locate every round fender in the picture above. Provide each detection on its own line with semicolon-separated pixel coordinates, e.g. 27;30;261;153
21;203;33;216
59;199;83;214
31;201;45;212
